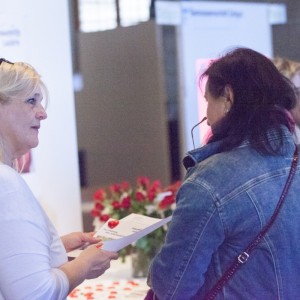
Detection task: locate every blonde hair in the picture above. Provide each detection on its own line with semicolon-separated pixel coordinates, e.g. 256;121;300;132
273;57;300;130
272;57;300;80
0;60;48;164
0;60;48;104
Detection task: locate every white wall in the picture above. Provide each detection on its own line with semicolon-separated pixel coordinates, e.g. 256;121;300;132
0;0;82;235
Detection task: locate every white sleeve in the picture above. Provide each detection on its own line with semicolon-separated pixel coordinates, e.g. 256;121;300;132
0;170;69;300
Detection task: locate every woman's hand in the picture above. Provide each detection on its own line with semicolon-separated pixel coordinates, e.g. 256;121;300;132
61;232;101;252
60;244;118;292
77;244;119;279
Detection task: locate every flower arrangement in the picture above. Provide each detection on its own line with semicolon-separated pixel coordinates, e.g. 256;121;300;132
91;176;181;262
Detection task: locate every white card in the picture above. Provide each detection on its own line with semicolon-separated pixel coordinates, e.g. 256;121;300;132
67;213;172;258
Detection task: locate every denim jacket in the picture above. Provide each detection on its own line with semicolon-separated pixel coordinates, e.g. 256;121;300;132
147;128;300;299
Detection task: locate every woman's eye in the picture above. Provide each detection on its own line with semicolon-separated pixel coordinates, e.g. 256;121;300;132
26;98;37;105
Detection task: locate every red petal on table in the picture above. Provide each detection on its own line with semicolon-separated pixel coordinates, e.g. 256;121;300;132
128;281;139;286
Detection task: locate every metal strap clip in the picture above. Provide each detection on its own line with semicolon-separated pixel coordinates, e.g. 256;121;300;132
238;251;249;264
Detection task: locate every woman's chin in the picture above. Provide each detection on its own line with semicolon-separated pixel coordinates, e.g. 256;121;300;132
25;140;39;152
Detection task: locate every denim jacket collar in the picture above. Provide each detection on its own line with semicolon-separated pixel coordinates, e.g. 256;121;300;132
183;142;221;169
183;126;294;170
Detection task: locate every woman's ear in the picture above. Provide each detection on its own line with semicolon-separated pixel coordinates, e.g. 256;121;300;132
224;85;234;112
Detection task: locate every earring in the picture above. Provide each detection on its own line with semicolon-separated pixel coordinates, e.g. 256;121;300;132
224;98;231;114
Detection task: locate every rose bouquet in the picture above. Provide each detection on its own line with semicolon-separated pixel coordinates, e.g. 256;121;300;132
91;176;181;263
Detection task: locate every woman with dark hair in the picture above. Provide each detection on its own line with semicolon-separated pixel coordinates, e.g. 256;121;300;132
146;48;300;299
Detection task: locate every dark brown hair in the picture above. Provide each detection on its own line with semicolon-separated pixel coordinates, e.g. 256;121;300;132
200;47;297;155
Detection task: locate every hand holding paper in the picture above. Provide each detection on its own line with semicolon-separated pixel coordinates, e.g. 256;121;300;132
68;213;172;258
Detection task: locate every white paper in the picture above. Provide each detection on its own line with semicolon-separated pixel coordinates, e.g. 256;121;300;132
68;213;172;258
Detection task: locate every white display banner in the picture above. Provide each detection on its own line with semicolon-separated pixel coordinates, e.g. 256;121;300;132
0;0;82;234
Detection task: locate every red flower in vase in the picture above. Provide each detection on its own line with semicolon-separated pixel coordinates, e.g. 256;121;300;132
91;176;181;259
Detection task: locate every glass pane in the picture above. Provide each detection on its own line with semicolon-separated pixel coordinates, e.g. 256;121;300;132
119;0;151;27
78;0;117;32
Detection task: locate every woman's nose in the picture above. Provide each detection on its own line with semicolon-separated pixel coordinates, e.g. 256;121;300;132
36;106;47;120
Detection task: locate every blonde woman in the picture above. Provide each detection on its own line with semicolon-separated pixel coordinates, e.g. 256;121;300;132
0;59;118;300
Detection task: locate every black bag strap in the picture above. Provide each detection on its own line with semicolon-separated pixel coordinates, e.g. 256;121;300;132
204;146;299;300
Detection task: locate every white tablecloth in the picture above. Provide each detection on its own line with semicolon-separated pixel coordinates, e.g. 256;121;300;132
67;256;149;300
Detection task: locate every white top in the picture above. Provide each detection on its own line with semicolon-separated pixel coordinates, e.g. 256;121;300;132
0;164;69;300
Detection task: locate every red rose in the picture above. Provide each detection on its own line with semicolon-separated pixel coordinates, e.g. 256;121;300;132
112;200;121;210
136;191;146;202
100;214;110;222
93;189;105;201
167;181;181;194
151;180;161;189
95;202;104;211
121;196;131;209
137;176;150;188
148;191;156;201
110;184;122;194
148;180;162;201
159;195;175;210
91;208;101;217
121;181;130;191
